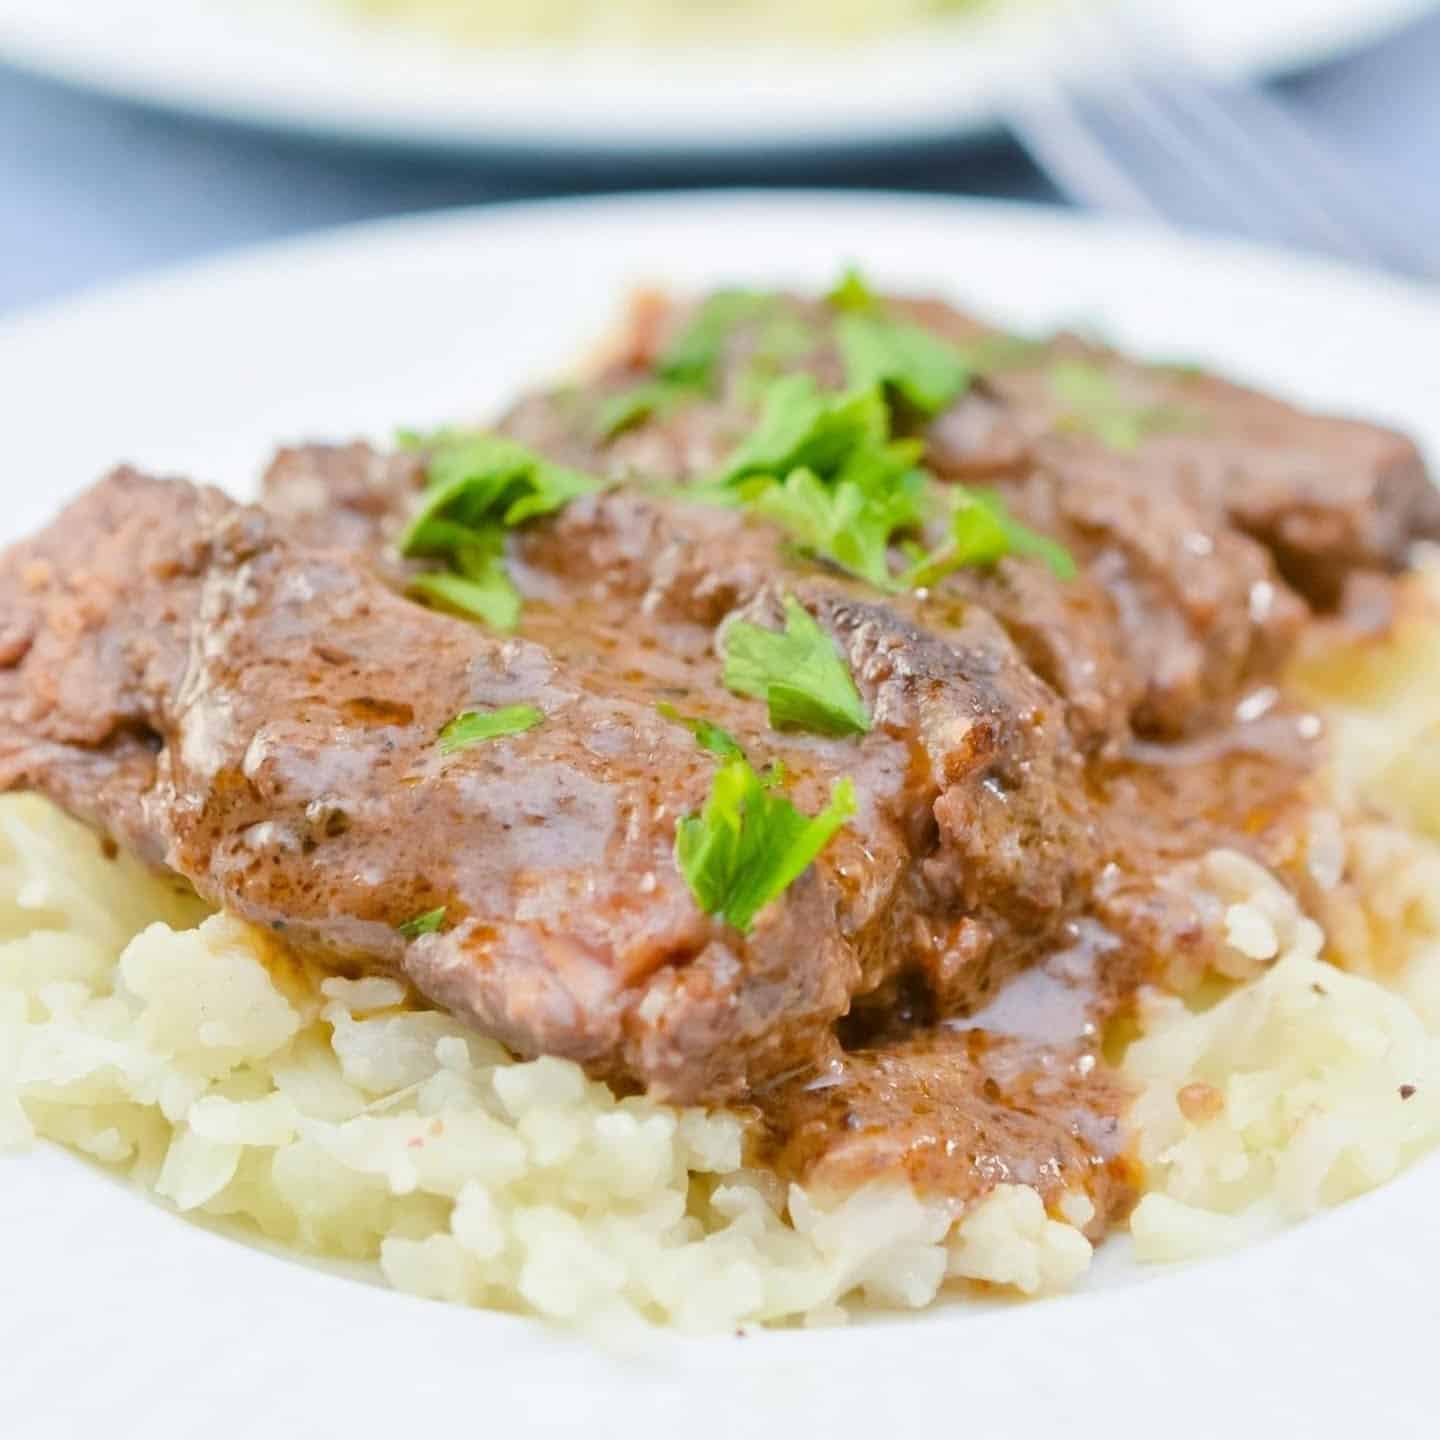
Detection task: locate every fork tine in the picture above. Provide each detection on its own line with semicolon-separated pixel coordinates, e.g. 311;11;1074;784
999;83;1167;222
1123;66;1378;264
1008;0;1438;282
1078;62;1302;246
1105;7;1386;267
1193;80;1440;277
1031;0;1319;248
1000;30;1274;234
1113;0;1440;277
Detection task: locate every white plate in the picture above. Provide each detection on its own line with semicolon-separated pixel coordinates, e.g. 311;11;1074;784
2;193;1439;1440
0;0;1434;157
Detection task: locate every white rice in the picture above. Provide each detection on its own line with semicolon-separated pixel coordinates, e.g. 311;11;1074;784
3;570;1438;1330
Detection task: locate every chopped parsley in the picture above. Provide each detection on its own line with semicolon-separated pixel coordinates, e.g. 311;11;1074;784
717;375;893;487
835;311;974;417
655;289;778;388
408;531;521;633
904;487;1077;587
438;704;544;754
656;703;746;761
826;266;1040;416
743;309;818;382
398;431;600;630
722;596;870;738
675;757;855;934
400;432;598;546
826;265;878;313
1050;360;1190;451
593;378;695;440
597;291;821;437
711;376;930;589
398;906;447;939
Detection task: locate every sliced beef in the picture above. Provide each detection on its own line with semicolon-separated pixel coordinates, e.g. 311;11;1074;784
0;468;1101;1105
0;470;231;865
244;434;1334;1221
965;452;1309;737
9;282;1434;1228
906;313;1440;606
551;290;1434;737
603;290;1438;604
263;442;423;562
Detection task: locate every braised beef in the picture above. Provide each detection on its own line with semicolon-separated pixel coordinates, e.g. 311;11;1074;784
3;284;1436;1235
0;467;1112;1107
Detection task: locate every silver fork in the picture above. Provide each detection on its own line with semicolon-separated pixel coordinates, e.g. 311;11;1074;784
1000;0;1440;281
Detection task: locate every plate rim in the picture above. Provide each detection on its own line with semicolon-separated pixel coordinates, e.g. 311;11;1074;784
0;0;1434;158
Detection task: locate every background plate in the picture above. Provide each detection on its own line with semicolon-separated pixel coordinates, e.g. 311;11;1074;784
2;193;1439;1439
0;0;1434;157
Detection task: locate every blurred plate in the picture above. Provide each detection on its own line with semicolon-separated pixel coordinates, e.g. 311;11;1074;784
0;0;1433;158
2;191;1439;1439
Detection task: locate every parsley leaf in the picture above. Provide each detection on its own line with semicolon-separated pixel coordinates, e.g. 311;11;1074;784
1050;360;1190;451
825;265;996;415
439;704;543;754
398;906;447;939
718;375;891;486
749;468;920;591
408;529;522;632
904;487;1077;587
398;431;599;630
675;758;855;933
406;432;597;537
593;378;697;440
713;375;929;589
656;703;746;760
657;290;777;388
826;265;879;313
835;311;974;416
611;292;819;426
723;597;870;738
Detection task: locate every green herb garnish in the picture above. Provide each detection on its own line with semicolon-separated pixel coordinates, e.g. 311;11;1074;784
750;467;916;589
1050;360;1190;452
656;290;777;388
408;530;521;632
904;487;1077;588
675;758;855;934
398;907;447;939
400;432;597;546
717;375;892;487
593;378;697;440
398;431;600;630
826;265;878;313
835;311;974;417
723;596;870;738
827;266;1034;415
656;703;746;761
438;704;544;754
601;291;822;435
711;375;928;588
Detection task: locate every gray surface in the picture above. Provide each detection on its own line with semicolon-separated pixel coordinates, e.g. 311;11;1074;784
0;11;1436;317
